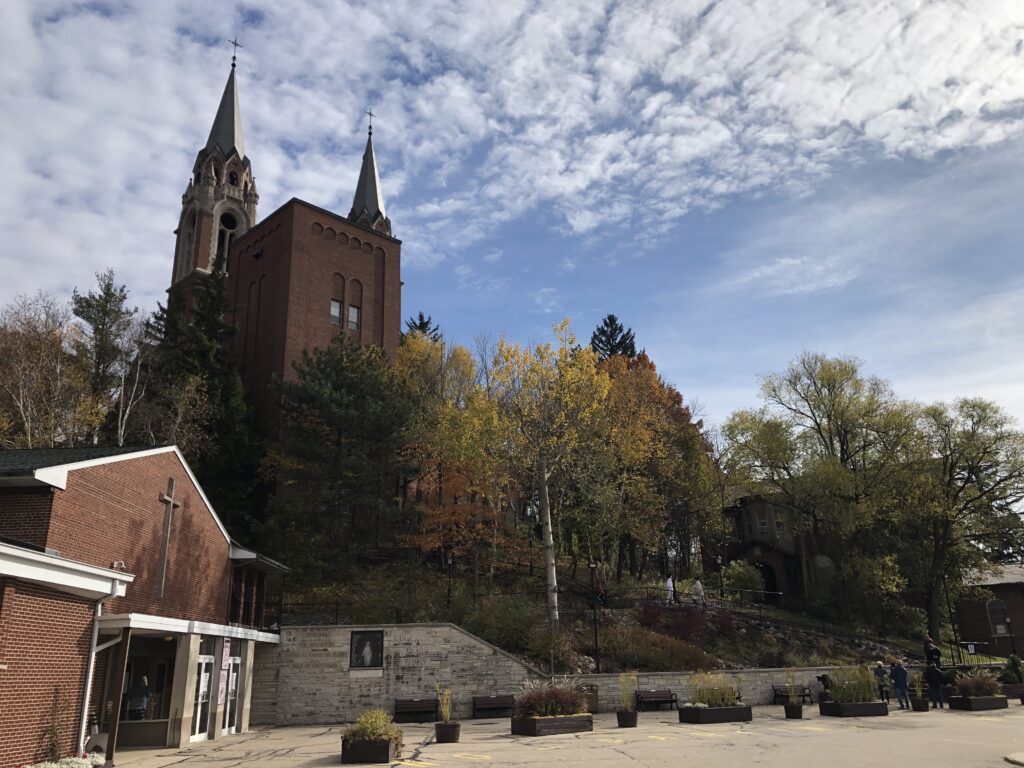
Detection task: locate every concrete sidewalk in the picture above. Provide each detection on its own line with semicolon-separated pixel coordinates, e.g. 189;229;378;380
109;705;1024;768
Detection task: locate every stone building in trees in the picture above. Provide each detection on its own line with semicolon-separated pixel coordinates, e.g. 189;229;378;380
168;63;402;431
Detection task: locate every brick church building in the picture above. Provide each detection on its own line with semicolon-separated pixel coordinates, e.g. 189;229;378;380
168;61;402;431
0;446;285;768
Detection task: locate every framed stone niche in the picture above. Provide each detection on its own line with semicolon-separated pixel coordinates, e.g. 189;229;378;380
350;630;384;669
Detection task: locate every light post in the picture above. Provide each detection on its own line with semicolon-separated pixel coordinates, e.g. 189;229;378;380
589;562;601;673
1008;615;1017;657
446;552;453;612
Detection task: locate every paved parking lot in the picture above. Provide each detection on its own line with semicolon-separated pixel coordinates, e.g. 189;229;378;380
114;705;1024;768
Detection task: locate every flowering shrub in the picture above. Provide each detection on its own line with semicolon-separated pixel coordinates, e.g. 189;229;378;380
516;677;589;717
21;754;103;768
955;669;1002;697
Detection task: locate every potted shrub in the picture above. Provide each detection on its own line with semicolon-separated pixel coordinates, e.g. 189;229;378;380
435;685;460;744
783;671;803;720
511;677;593;736
616;671;639;728
908;672;930;712
341;709;404;764
998;654;1024;699
679;673;752;724
948;669;1009;711
818;668;888;718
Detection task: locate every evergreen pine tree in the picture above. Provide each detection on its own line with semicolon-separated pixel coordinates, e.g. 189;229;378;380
402;311;441;342
590;314;637;361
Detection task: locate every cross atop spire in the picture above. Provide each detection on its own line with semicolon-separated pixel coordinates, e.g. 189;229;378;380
229;36;243;69
366;109;375;135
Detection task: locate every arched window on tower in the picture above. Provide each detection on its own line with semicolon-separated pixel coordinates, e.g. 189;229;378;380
216;211;239;272
229;170;239;186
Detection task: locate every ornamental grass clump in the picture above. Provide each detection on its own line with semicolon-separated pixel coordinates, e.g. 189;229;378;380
343;709;404;754
619;671;638;712
436;684;454;723
910;671;925;699
955;669;1002;697
999;655;1023;685
689;672;740;707
517;677;589;717
830;667;877;703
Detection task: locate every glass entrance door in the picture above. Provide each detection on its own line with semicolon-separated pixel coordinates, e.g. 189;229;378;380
222;657;241;734
190;656;215;741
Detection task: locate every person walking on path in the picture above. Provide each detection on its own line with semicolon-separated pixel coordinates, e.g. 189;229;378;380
665;575;676;605
925;663;945;709
890;661;910;709
873;662;890;703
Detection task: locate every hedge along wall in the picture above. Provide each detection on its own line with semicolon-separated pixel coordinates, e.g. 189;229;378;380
251;624;878;724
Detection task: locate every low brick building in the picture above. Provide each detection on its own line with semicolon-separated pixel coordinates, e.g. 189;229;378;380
0;446;285;768
956;564;1024;658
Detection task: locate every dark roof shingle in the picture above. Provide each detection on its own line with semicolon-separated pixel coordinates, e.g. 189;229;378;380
0;446;152;475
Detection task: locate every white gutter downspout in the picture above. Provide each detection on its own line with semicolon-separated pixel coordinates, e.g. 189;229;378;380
77;578;121;755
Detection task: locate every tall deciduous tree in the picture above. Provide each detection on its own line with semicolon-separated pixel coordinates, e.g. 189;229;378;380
492;320;610;625
590;314;637;361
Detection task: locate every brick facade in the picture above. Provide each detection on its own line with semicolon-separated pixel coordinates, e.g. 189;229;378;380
0;488;54;549
0;578;95;768
956;581;1024;657
226;199;402;433
44;451;231;623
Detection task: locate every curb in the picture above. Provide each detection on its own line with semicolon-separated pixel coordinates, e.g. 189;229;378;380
1005;755;1024;766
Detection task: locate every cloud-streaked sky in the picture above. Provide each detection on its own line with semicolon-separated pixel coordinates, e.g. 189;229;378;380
2;0;1023;427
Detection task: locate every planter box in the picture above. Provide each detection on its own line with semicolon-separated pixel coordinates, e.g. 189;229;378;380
678;705;752;724
511;714;593;736
341;739;397;764
435;722;461;743
819;701;889;718
910;697;930;712
616;711;638;728
948;695;1009;711
783;703;803;720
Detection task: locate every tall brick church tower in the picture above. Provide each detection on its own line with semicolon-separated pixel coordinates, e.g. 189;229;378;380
169;62;259;310
171;64;402;433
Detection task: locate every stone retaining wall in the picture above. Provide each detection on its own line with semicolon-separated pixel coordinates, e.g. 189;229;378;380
252;623;544;725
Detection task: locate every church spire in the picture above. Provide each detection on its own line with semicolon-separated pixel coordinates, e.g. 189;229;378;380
348;122;392;236
205;65;246;160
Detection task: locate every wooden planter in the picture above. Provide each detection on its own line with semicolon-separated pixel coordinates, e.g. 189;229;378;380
511;714;593;736
435;722;461;743
948;695;1009;711
616;711;638;728
909;697;930;712
678;705;752;724
819;701;889;718
341;739;397;764
783;703;803;720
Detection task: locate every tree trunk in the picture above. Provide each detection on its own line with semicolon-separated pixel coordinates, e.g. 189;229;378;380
538;458;559;626
926;584;942;643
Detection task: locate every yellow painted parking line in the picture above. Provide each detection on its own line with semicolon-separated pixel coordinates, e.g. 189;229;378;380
765;727;792;733
732;729;753;735
452;753;493;760
536;745;564;750
687;731;721;738
647;735;678;741
797;726;829;732
395;761;438;767
594;737;625;744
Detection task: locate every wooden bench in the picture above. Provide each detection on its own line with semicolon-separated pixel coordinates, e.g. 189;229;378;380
771;683;814;705
635;689;678;711
394;697;439;723
472;694;515;718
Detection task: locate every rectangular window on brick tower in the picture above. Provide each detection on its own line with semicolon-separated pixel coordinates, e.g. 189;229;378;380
348;305;361;331
330;299;342;325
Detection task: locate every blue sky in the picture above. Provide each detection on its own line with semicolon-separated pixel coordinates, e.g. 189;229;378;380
2;0;1023;429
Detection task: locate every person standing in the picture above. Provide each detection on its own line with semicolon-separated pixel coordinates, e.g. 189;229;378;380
926;642;942;668
873;662;890;703
128;675;151;720
665;575;675;605
925;663;944;709
890;660;910;710
692;579;705;609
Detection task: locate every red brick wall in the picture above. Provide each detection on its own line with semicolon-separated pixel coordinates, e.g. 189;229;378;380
0;578;95;768
957;583;1024;657
0;488;54;549
228;198;401;434
46;451;231;624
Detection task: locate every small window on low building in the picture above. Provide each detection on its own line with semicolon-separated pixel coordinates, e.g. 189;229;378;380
348;305;361;331
330;299;342;325
776;518;785;533
757;510;769;535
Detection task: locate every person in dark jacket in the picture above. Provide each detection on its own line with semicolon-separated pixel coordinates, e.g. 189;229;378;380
925;663;944;709
873;662;890;702
890;660;910;709
926;642;942;667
